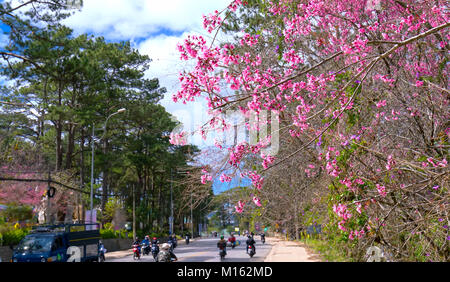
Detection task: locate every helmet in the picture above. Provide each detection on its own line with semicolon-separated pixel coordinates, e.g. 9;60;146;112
161;243;170;250
220;236;224;240
153;237;157;240
145;235;149;239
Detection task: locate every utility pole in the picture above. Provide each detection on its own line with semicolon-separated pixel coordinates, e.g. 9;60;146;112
90;125;95;225
190;194;193;236
170;168;174;235
133;184;136;240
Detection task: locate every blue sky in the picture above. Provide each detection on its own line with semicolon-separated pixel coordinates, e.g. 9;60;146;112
1;0;250;194
213;176;251;194
60;0;234;147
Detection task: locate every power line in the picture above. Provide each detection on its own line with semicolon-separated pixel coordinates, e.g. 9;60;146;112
0;170;48;174
0;177;98;196
0;172;123;197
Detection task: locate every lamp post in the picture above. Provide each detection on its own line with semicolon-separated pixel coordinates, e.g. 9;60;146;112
90;108;126;227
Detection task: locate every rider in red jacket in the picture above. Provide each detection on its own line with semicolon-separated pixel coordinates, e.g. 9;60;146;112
228;233;236;248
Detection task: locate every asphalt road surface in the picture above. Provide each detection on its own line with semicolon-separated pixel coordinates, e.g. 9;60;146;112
107;236;272;262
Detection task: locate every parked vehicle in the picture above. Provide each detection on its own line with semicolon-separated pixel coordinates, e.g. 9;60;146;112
11;223;101;262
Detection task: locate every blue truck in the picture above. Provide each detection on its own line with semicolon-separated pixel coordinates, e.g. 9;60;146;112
11;223;102;262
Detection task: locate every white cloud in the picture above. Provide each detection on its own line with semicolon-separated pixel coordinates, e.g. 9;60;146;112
63;0;237;148
63;0;232;40
137;30;238;148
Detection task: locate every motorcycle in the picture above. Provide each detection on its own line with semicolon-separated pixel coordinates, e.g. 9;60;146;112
248;245;255;258
98;243;107;262
151;244;160;261
133;244;141;260
219;249;226;261
228;240;236;249
142;243;150;256
168;241;175;252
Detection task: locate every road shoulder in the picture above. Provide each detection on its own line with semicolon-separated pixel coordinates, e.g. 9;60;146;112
264;237;322;262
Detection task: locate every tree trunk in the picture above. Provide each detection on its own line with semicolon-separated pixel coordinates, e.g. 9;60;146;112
55;120;63;171
151;173;155;228
55;81;64;171
65;123;75;169
101;138;110;225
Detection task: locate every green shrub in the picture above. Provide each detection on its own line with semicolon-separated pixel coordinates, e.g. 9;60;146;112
100;228;117;239
1;228;28;246
117;229;125;238
115;229;130;239
1;205;33;222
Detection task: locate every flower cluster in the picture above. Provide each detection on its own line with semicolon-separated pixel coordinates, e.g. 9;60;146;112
169;131;187;146
172;0;450;234
201;168;213;185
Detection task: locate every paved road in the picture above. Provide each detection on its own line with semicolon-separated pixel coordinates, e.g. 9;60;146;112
107;236;272;262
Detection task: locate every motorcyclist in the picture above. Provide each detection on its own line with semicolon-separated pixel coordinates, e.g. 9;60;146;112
142;235;150;245
156;243;178;262
151;237;160;259
142;235;150;254
260;233;266;243
172;234;178;249
217;235;227;257
228;233;236;248
98;240;106;262
167;235;174;251
246;235;256;254
132;237;141;255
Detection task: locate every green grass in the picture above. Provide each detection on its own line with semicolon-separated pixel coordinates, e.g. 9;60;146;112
302;237;352;262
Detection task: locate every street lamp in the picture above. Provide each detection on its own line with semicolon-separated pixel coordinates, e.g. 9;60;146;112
89;108;126;227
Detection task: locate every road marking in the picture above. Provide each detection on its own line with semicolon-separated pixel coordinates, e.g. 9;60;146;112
178;251;208;261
